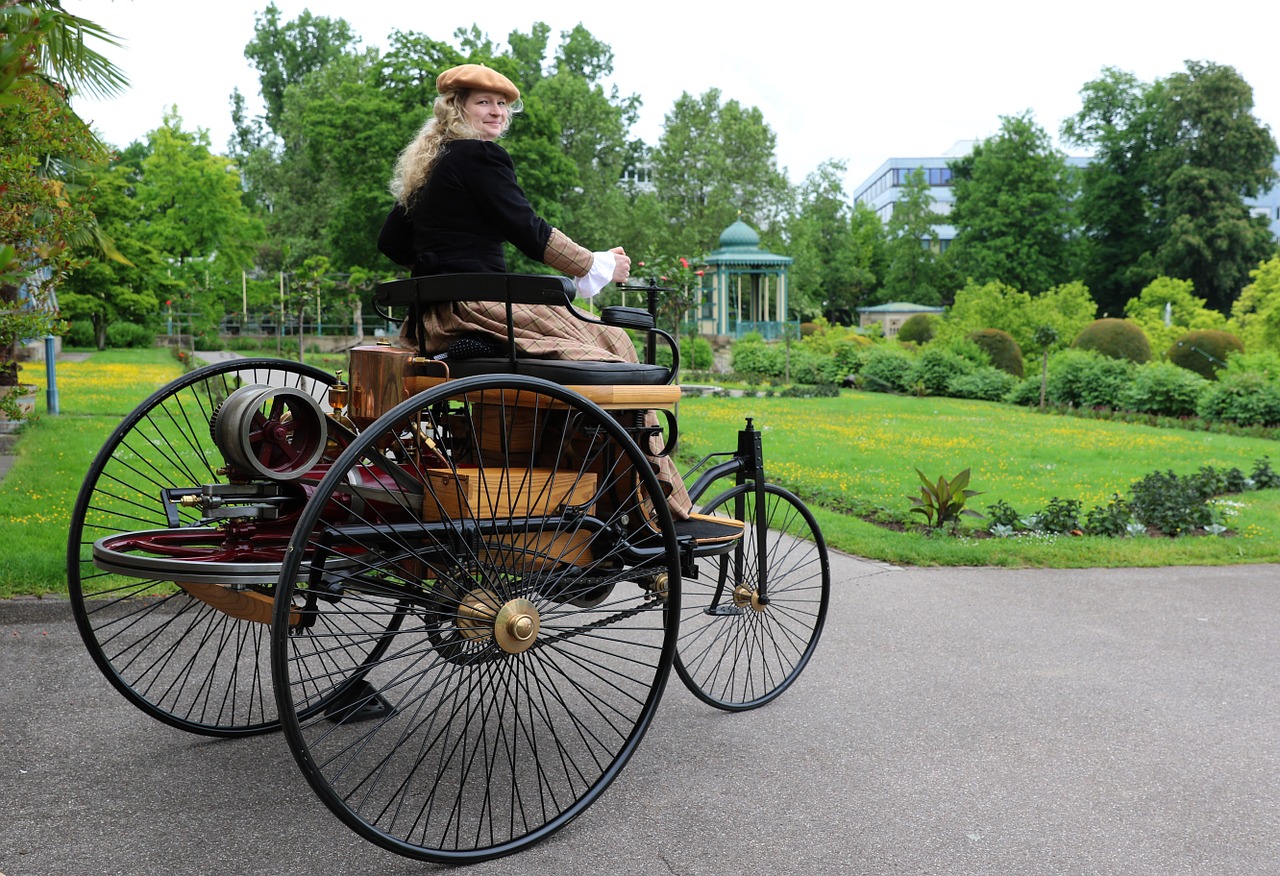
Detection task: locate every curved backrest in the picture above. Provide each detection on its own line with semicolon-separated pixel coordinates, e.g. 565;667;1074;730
373;273;679;386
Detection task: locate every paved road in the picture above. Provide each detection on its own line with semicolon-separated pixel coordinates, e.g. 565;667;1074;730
3;556;1278;875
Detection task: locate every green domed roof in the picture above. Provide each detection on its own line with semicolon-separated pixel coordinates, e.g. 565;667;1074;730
718;220;760;249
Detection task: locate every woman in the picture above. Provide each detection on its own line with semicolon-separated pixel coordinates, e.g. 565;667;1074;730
378;63;694;519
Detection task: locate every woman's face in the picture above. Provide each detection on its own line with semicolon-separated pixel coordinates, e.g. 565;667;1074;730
462;90;510;141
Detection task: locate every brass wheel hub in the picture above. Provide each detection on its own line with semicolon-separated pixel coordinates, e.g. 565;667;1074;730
456;589;498;641
733;584;767;613
494;598;540;654
455;590;540;654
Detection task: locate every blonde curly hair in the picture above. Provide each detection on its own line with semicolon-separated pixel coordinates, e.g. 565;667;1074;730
389;90;521;206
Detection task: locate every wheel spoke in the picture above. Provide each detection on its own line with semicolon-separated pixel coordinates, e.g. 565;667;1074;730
675;483;830;710
68;359;336;736
273;377;679;862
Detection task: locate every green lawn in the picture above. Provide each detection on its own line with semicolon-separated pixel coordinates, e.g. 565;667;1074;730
674;392;1280;567
2;351;1276;598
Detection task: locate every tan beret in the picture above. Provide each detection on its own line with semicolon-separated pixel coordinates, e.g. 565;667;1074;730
435;64;520;102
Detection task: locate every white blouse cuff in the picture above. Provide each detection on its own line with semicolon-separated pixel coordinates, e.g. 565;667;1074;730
574;251;616;300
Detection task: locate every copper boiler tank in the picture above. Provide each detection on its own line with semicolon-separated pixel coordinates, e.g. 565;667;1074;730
347;341;419;429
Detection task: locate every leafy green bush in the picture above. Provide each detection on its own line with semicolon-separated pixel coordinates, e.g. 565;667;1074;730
65;319;95;348
858;345;917;393
1219;351;1280;382
1072;318;1152;363
946;366;1019;401
1004;377;1042;407
778;383;840;398
981;459;1273;540
1046;349;1136;408
789;346;859;385
1190;464;1249;495
1253;456;1280;489
984;499;1021;528
1118;361;1208;417
1166;329;1244;379
656;335;715;371
1084;494;1134;537
193;331;221;351
915;346;976;395
730;333;783;377
968;328;1024;377
1197;371;1280;426
1128;470;1216;535
1037;497;1082;533
897;313;936;344
104;321;156;349
687;335;714;370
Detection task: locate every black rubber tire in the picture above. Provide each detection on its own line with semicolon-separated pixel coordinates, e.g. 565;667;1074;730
272;374;681;862
674;483;829;711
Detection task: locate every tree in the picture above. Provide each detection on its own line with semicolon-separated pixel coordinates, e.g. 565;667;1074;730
1230;256;1280;352
277;54;410;270
650;89;791;257
1154;163;1276;313
1033;325;1059;408
135;111;263;270
60;156;175;348
288;255;331;361
1060;67;1160;315
946;111;1077;294
525;24;640;248
0;2;122;411
879;167;949;305
239;2;360;137
1063;61;1278;315
785;160;884;319
940;279;1094;356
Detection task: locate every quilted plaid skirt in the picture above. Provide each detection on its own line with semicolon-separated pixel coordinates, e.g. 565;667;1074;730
410;301;693;519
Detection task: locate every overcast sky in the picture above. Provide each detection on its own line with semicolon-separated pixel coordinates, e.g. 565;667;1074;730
73;0;1280;193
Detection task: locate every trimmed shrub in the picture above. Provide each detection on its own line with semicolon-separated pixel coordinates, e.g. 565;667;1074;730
1197;371;1280;426
1072;318;1151;363
66;319;95;348
730;333;784;377
967;328;1024;378
789;347;834;384
947;366;1019;401
655;335;714;371
1046;349;1136;409
1005;377;1042;407
1118;362;1208;417
105;321;155;349
1128;470;1215;535
193;331;221;352
897;313;936;344
915;346;975;396
858;345;917;393
1166;329;1244;380
778;383;840;398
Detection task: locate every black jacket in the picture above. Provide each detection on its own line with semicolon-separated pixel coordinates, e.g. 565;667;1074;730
378;139;552;276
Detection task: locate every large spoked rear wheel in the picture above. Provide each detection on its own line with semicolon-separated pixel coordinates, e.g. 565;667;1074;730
272;375;681;863
67;358;335;736
675;483;829;711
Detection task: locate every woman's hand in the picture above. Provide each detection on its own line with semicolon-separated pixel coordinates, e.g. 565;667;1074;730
609;246;631;283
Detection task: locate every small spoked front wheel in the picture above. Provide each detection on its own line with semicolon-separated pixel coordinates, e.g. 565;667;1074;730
271;375;681;863
675;483;830;711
